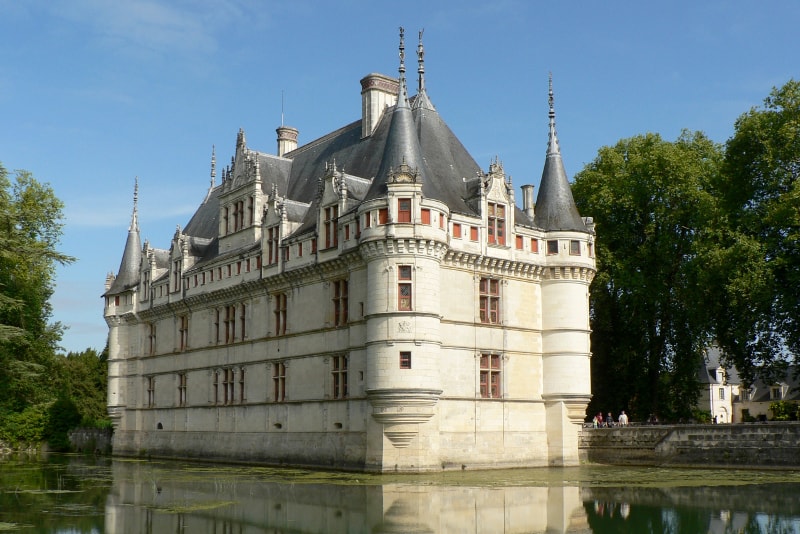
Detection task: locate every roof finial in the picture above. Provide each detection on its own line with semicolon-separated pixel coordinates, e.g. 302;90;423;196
547;72;560;156
417;28;425;93
210;145;216;187
398;27;406;87
130;177;140;232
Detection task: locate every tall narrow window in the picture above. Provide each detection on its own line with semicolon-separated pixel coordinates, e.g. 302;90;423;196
399;351;412;369
274;293;287;335
479;278;500;324
452;223;462;238
213;371;219;404
222;368;234;405
148;323;157;355
397;198;411;223
179;315;189;351
247;196;254;226
332;355;348;399
273;362;286;402
239;367;246;403
531;238;539;253
223;207;229;235
311;238;317;253
398;265;412;311
239;304;246;340
333;279;349;326
214;309;221;344
378;207;388;225
480;353;501;398
147;376;155;407
178;373;187;407
172;260;181;292
224;305;236;343
470;226;479;241
570;240;581;255
487;203;506;245
515;235;523;250
267;227;279;265
324;206;338;248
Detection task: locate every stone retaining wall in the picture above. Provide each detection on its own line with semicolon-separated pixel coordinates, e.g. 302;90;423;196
68;428;113;454
580;422;800;468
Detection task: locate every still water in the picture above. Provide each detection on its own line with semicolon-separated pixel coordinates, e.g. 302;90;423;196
1;454;800;533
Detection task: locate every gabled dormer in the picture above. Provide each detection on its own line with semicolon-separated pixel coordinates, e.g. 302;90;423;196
217;129;265;254
481;158;515;248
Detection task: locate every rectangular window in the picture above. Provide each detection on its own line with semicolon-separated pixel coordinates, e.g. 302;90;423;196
222;368;234;405
480;353;501;398
547;240;559;255
531;238;539;253
273;362;286;402
487;203;506;245
224;305;236;343
771;387;782;400
470;226;479;241
378;207;388;225
515;235;523;250
239;304;246;340
344;224;351;241
213;371;219;404
333;279;349;326
239;367;246;403
332;355;348;399
452;223;462;238
399;351;412;369
479;277;500;324
570;240;581;255
268;227;279;265
172;260;181;292
439;212;445;229
179;315;189;351
214;309;221;344
274;293;287;335
248;196;254;226
364;212;371;228
146;376;155;407
223;207;229;235
311;238;317;254
421;208;431;225
226;264;232;277
398;265;412;311
178;373;187;407
148;323;157;355
588;242;595;258
719;388;725;400
324;206;339;248
397;198;411;223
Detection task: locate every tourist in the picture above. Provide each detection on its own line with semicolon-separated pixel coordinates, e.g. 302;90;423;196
606;412;615;428
618;411;629;426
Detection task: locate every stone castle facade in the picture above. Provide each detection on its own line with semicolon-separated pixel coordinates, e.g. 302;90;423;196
104;30;596;472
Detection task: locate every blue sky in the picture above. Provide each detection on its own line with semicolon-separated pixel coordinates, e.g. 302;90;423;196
1;0;796;353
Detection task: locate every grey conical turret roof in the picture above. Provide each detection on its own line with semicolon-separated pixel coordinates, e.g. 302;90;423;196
106;179;142;295
534;76;587;232
365;27;429;200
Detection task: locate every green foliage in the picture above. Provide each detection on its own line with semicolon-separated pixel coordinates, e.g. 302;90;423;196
44;397;83;451
0;404;48;445
691;409;712;424
54;346;110;427
573;131;723;421
768;401;799;421
712;79;800;383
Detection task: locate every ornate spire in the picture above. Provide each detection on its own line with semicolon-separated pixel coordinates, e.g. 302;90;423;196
130;177;139;232
398;26;406;90
534;74;588;232
547;72;560;156
210;145;216;187
417;29;425;94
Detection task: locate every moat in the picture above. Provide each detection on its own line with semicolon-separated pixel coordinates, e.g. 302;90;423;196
1;454;800;533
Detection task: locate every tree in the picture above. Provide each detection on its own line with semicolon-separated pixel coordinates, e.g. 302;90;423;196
572;131;723;421
711;80;800;383
0;163;74;413
54;346;110;426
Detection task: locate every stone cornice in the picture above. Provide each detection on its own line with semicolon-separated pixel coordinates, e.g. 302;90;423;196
359;238;448;261
542;266;596;283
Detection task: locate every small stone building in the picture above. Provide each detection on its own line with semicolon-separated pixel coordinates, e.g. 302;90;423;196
104;30;596;472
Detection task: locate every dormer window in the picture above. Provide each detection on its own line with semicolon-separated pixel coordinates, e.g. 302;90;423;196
487;203;505;245
267;227;279;265
324;206;338;248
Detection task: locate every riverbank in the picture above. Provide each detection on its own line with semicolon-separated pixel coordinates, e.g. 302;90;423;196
580;422;800;468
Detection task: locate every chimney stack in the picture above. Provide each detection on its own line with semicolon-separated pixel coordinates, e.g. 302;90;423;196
360;73;398;138
276;126;299;157
522;184;535;219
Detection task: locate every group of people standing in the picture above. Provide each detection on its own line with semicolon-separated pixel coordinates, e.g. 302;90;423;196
592;410;629;428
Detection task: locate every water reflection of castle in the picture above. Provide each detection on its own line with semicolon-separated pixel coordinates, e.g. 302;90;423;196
105;461;591;533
